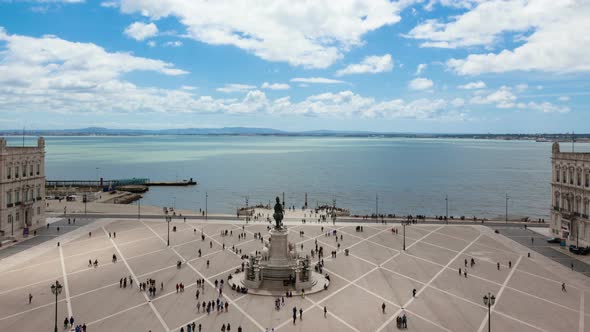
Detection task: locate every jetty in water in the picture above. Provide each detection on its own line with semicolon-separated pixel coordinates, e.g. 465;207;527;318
46;177;197;189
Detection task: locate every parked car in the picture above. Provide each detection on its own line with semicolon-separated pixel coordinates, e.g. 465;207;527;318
569;245;590;255
547;237;561;244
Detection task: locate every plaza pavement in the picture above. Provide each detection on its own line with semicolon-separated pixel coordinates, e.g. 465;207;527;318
0;217;588;332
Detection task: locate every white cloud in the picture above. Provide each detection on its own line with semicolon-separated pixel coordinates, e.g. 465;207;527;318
451;98;465;107
101;1;118;7
147;40;156;47
180;85;197;91
409;77;434;90
164;41;182;47
290;77;345;84
124;22;158;41
416;1;590;74
517;101;570;113
261;82;290;90
558;96;570;101
216;84;256;93
457;81;486;89
335;54;393;76
515;83;528;92
424;0;483;11
415;63;427;75
117;0;408;68
470;86;516;108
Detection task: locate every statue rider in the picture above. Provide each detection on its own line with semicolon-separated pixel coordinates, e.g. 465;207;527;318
273;197;284;229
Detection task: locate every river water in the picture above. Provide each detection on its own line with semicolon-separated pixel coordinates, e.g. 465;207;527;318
8;136;590;219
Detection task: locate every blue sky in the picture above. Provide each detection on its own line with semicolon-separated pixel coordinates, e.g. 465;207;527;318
0;0;588;133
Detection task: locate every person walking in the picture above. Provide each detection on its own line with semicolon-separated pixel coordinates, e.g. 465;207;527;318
28;293;33;304
324;306;327;318
382;302;386;313
292;307;297;324
562;282;567;292
299;308;303;320
497;262;500;270
412;289;416;297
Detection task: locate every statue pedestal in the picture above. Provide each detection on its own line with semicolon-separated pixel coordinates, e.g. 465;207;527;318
268;227;289;265
241;223;327;294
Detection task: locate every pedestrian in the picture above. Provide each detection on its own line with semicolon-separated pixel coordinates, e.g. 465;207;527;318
299;308;303;320
531;237;534;245
497;262;500;270
562;282;566;292
509;260;512;268
571;263;574;271
114;232;116;238
464;259;467;267
28;293;33;304
382;302;386;313
464;270;467;278
324;306;327;318
292;307;297;324
459;267;461;276
412;288;416;297
70;316;74;328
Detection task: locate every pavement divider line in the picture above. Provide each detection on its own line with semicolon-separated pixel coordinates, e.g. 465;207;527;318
101;226;170;332
580;291;585;332
375;233;483;332
476;255;522;332
139;219;266;331
58;245;73;318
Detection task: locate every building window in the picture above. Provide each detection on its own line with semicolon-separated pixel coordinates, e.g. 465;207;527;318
29;164;33;176
15;191;19;203
562;170;566;183
29;190;33;201
556;169;560;182
36;188;41;199
586;173;589;188
36;163;40;175
15;212;19;222
577;172;581;186
6;191;12;207
6;167;11;179
37;207;41;215
22;165;26;177
569;170;573;184
15;166;19;178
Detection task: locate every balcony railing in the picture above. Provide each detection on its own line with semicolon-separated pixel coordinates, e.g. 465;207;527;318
6;203;13;208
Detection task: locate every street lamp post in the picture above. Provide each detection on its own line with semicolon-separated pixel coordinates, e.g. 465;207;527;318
205;192;208;221
403;221;406;251
375;194;379;218
483;292;495;332
83;194;87;215
166;215;171;246
138;198;141;220
445;194;449;224
50;280;63;332
505;193;509;224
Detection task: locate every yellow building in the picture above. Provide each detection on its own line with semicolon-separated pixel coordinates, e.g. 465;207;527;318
550;142;590;246
0;137;46;237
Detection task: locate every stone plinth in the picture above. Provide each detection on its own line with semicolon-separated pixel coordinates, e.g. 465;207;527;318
268;227;290;265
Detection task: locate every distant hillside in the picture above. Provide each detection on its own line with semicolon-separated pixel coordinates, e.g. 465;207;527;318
1;127;589;140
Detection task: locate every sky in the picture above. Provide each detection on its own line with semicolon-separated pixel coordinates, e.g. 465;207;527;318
0;0;588;133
